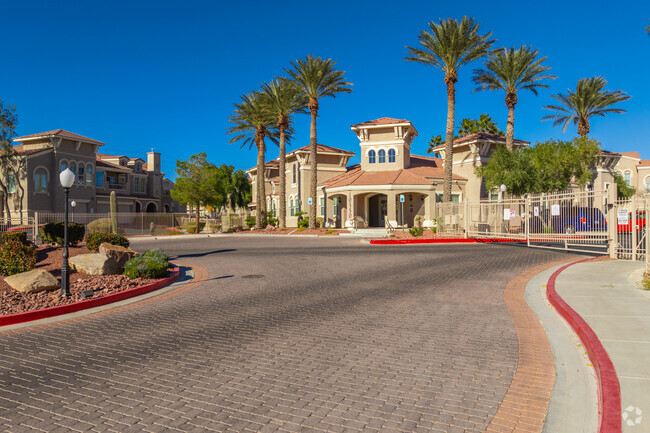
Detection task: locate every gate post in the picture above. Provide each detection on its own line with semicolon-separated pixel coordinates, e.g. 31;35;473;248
463;199;469;239
646;197;649;274
607;200;618;259
34;211;38;244
525;195;530;246
632;195;637;260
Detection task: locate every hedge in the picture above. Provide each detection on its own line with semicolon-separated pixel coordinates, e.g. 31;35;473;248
0;239;37;276
123;255;169;279
84;233;130;252
40;222;85;246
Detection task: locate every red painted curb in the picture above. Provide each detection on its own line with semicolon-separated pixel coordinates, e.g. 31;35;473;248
368;237;520;245
546;257;621;433
0;266;181;327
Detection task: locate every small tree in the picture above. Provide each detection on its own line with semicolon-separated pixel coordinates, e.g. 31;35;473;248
477;137;602;195
0;100;18;218
171;153;220;233
614;173;636;199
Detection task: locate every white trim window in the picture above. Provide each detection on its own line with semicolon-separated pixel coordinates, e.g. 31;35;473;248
77;164;85;185
378;149;386;163
368;150;376;164
624;171;632;186
388;149;396;163
34;168;48;193
645;177;650;194
134;177;147;193
320;197;325;217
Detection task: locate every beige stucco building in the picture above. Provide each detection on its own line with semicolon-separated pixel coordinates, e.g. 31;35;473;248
1;129;183;218
248;117;531;228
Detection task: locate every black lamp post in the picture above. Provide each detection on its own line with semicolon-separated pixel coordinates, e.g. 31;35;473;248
59;168;75;297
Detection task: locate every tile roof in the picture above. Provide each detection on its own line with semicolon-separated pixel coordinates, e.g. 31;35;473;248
96;159;132;171
600;150;621;156
351;117;411;128
620;151;641;160
429;132;529;151
8;144;53;157
97;153;126;159
321;154;465;188
288;143;355;155
13;129;104;145
639;160;650;167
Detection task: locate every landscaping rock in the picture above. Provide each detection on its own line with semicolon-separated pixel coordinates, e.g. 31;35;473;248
69;253;120;276
98;243;138;271
5;269;60;294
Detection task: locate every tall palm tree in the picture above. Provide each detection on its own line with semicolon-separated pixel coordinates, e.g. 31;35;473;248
261;78;307;229
473;46;556;149
227;91;278;228
542;77;631;136
286;56;352;228
406;17;495;202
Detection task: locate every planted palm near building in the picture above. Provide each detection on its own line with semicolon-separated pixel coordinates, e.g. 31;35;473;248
261;78;306;229
286;56;352;227
406;17;494;202
473;46;555;150
227;92;278;228
542;76;631;136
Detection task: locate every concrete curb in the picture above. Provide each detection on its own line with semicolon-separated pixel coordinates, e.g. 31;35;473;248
546;257;621;433
128;233;321;241
0;266;181;327
365;237;521;245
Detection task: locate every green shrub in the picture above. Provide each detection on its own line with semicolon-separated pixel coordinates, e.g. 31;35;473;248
297;217;320;228
0;239;37;276
87;218;112;233
144;248;169;262
266;217;279;227
245;216;256;229
123;255;169;279
40;222;85;246
227;226;241;233
409;226;424;237
296;227;307;231
84;232;130;252
2;231;29;245
316;217;324;228
431;227;437;234
184;221;206;234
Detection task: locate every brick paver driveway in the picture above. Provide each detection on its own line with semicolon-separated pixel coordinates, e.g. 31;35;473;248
0;237;569;433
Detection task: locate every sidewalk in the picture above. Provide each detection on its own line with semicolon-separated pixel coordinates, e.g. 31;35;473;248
555;260;650;432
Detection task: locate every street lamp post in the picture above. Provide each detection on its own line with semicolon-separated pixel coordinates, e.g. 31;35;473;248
59;168;75;297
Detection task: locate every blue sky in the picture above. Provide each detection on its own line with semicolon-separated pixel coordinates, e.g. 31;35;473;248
2;0;649;180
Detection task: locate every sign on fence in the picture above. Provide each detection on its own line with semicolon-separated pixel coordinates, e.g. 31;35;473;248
617;209;629;225
551;204;560;216
534;206;539;217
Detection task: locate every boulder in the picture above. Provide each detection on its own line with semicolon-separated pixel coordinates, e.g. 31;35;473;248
69;253;120;276
5;269;60;294
98;243;138;271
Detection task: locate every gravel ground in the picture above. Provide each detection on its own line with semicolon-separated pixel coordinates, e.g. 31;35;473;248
0;246;158;316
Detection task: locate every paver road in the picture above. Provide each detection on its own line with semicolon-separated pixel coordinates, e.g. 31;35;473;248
0;237;569;432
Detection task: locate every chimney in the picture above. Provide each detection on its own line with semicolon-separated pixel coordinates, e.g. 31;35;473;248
147;151;161;173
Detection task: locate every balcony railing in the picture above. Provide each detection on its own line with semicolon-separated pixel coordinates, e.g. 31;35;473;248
108;183;126;190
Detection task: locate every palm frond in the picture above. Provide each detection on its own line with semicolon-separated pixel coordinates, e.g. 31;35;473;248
285;55;352;101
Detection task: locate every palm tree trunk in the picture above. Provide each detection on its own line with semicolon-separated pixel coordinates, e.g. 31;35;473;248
256;136;266;229
505;93;517;151
443;73;457;203
309;100;318;228
578;118;589;137
279;125;287;229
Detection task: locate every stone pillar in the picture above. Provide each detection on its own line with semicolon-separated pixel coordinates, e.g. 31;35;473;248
345;192;355;228
387;191;398;227
423;193;436;228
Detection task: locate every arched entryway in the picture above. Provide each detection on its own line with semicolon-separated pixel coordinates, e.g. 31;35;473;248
146;202;158;213
135;201;142;213
163;204;170;213
368;194;387;227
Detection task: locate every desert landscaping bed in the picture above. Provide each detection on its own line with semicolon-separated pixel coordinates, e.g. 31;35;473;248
0;246;160;316
386;230;465;240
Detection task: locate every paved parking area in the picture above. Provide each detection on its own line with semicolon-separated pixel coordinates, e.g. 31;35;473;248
0;237;569;432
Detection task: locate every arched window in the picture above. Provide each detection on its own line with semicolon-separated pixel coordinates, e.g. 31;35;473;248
368;150;376;164
86;163;93;186
77;163;85;185
624;171;632;186
69;161;77;177
378;149;386;163
34;168;48;193
645;177;650;194
292;164;297;184
59;160;68;172
388;149;396;163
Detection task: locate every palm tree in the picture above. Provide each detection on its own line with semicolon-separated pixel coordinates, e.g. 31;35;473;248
261;78;307;229
542;77;631;136
228;168;252;224
286;56;352;228
227;91;278;228
473;46;556;150
406;17;495;202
